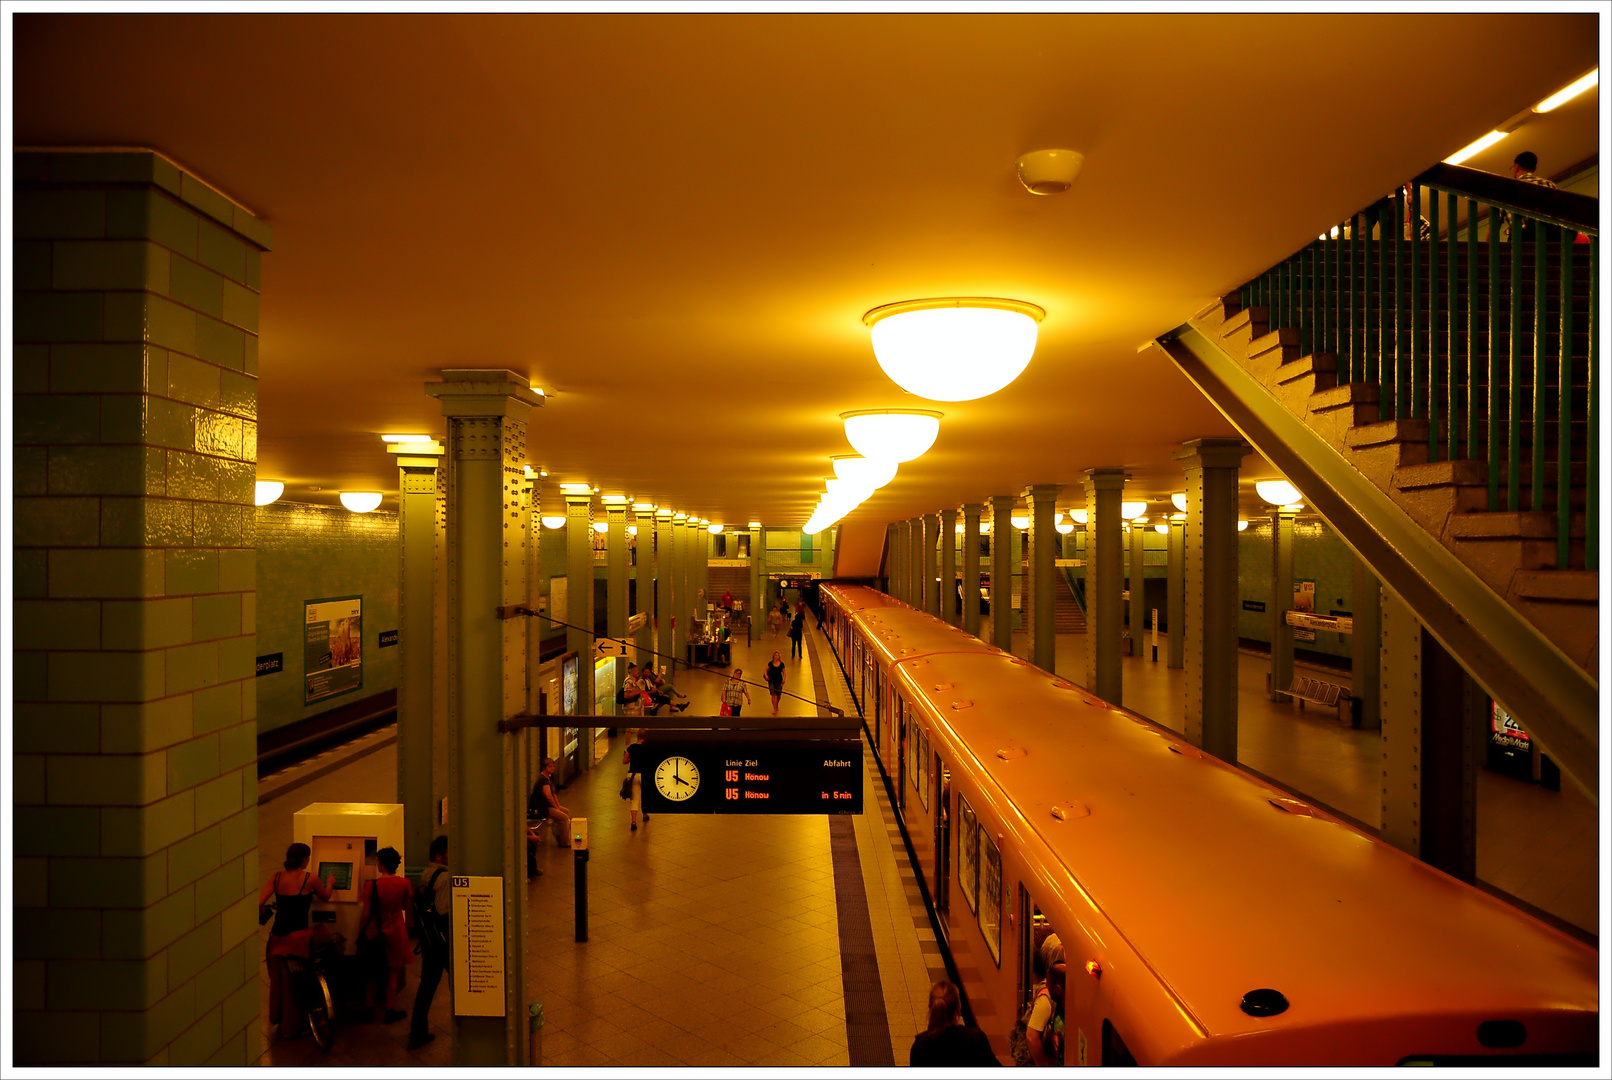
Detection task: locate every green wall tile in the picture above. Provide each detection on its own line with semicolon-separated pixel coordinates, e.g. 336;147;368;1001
102;495;191;547
166;733;220;793
217;370;255;420
179;174;234;227
50;648;167;703
16;189;106;239
103;886;194;960
218;549;255;593
241;335;258;377
220;980;258;1043
102;597;193;651
101;790;193;857
218;806;256;861
100;394;195;450
218;637;255;683
16;650;49;700
166;451;220;500
241;421;258;463
193;503;252;548
99;981;195;1062
15;961;46;1009
239;594;256;635
49;444;163;496
194;316;245;371
193;683;243;739
192;770;242;830
42;150;166;187
52;240;169;292
102;695;194;754
49;850;166;908
13;1012;100;1064
165;640;220;695
14;908;102;959
218;894;257;952
196;221;248;284
167;823;222;892
15;599;101;649
14;497;100;547
14;703;100;754
169;1004;222;1068
15;446;48;495
17;550;48;599
168;255;225;319
13;806;100;857
16;344;51;392
230;207;273;251
17;240;52;288
47;956;166;1011
16;291;104;342
165;550;219;597
193;856;247;923
166;915;222;989
219;282;258;333
51;343;164;393
16;393;100;444
107;189;197;258
218;719;255;774
243;247;261;290
145;294;200;355
47;750;166;806
16;756;47;804
217;460;254;504
194;411;243;458
206;1030;247;1069
167;354;222;408
193;939;249;1013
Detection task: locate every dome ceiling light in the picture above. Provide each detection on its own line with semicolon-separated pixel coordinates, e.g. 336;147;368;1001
340;492;383;513
831;454;898;490
1171;493;1189;513
707;523;724;534
1016;148;1085;195
1255;480;1302;506
863;298;1044;402
1120;501;1147;520
541;515;566;529
1055;520;1075;535
841;409;942;463
1010;513;1030;530
254;480;285;506
1069;509;1087;525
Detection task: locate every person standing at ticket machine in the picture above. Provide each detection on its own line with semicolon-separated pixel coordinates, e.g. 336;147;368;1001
358;846;414;1025
260;843;336;1040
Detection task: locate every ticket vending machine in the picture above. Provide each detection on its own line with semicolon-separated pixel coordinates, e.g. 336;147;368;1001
293;802;405;955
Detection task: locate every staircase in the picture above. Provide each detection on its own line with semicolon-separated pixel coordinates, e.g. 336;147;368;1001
1055;572;1087;633
707;566;750;609
1157;161;1598;795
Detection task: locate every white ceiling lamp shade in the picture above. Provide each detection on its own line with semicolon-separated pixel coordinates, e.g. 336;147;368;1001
1016;148;1085;195
831;454;899;490
541;515;567;529
707;522;724;534
1120;501;1147;520
1055;520;1075;534
863;298;1045;402
627;525;638;536
254;480;285;506
1171;492;1188;513
841;409;943;463
1238;519;1250;532
1154;523;1170;534
592;521;609;534
340;491;383;513
1069;509;1087;525
1010;514;1030;529
1255;480;1302;505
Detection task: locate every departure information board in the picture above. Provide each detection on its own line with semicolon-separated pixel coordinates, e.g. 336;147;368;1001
639;740;862;815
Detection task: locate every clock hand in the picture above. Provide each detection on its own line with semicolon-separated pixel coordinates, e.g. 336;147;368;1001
674;774;690;786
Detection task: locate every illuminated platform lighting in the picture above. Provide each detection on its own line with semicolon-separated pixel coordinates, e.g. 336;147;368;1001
841;409;942;463
864;298;1044;401
1256;480;1302;505
254;480;285;506
340;491;383;513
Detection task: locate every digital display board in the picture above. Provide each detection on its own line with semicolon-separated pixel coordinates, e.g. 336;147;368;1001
639;740;862;815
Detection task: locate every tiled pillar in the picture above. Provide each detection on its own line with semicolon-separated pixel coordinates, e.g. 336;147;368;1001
1083;470;1125;704
1175;438;1248;762
1351;556;1381;729
1022;485;1058;672
632;505;655;666
939;508;958;626
988;497;1014;649
960;504;982;638
564;488;597;769
391;439;444;869
655;510;675;675
13;150;269;1066
604;498;628;644
902;519;915;603
1167;517;1186;669
694;519;709;618
920;513;939;616
425;369;540;1064
1128;517;1146;670
1268;506;1297;703
749;525;765;633
671;515;688;670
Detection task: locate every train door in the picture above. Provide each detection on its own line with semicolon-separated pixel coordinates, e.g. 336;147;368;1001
896;696;907;814
934;758;951;937
1016;887;1079;1066
871;663;882;751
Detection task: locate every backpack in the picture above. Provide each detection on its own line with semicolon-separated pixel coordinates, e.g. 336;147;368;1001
1008;986;1049;1067
414;867;448;956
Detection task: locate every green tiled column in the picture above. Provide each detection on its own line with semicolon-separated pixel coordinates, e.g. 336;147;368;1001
564;490;597;770
960;504;982;638
920;513;939;617
1022;485;1058;672
1128;516;1146;676
672;514;688;671
1175;439;1248;762
939;508;958;626
987;498;1014;648
1082;471;1125;704
1268;507;1297;703
604;498;628;643
656;509;675;674
1167;518;1186;670
13;150;270;1066
632;505;656;666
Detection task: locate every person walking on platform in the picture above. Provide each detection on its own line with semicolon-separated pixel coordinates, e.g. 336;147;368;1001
358;846;414;1026
789;607;806;659
911;980;999;1066
766;651;786;715
722;670;751;717
766;604;783;638
408;835;451;1050
625;738;649;830
260;843;336;1040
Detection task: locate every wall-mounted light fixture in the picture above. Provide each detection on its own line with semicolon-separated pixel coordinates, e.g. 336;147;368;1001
254;480;285;506
541;515;566;529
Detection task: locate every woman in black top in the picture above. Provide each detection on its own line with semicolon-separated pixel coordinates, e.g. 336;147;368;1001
259;843;335;1039
765;652;786;715
789;610;805;659
910;980;999;1067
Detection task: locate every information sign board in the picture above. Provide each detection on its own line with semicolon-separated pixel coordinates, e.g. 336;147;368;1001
451;875;506;1017
304;596;363;704
639;740;862;815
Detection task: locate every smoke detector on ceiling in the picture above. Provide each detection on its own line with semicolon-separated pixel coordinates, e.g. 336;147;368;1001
1017;149;1084;195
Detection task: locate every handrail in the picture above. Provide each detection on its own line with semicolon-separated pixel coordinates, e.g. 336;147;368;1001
1414;162;1598;235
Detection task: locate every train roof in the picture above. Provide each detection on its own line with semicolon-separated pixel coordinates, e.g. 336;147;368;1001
821;584;1598;1045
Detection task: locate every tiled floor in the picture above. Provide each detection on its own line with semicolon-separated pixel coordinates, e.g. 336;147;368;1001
255;621;939;1066
1001;629;1599;935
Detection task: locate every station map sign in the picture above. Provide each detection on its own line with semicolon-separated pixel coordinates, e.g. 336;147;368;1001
639;739;862;815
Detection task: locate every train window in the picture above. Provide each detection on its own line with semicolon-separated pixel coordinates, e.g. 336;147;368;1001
917;728;930;810
979;830;1001;964
1102;1020;1137;1066
958;795;979;914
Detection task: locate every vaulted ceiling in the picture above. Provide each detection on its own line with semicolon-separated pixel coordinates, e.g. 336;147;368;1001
13;12;1598;527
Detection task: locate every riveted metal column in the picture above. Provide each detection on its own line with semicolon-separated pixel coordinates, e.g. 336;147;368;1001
939;507;959;625
1380;588;1422;856
605;498;628;644
689;518;708;620
564;488;597;770
1167;516;1185;669
920;513;939;616
426;369;540;1066
961;503;982;638
988;497;1014;649
1175;439;1248;761
1023;485;1058;672
900;518;914;604
1269;506;1296;703
751;525;765;634
632;505;654;665
672;515;689;667
391;439;444;868
656;509;675;674
1082;471;1125;704
1351;556;1381;729
1127;516;1146;673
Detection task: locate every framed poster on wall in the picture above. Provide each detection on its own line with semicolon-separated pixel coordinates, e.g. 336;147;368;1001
305;595;364;704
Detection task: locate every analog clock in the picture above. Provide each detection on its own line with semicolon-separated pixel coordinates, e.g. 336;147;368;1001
654;755;700;801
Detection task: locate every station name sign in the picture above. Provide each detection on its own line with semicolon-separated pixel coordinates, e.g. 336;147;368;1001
640;739;862;815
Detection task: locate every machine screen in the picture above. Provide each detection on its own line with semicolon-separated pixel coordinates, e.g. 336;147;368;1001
319;861;353;891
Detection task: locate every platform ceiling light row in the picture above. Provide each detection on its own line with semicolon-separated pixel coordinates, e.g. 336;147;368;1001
1444;68;1597;166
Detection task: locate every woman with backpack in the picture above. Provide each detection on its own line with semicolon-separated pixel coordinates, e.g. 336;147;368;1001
1010;943;1066;1067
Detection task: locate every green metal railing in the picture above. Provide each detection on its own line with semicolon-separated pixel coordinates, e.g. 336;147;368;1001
1239;162;1598;572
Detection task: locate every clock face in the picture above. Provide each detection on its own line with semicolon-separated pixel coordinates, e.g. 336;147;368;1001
654;755;700;801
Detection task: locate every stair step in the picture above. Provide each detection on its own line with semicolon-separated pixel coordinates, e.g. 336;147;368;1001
1514;569;1599;603
1310;382;1380;409
1345;418;1429;449
1446;511;1585;540
1249;327;1300;362
1221;306;1265;340
1394;459;1486;489
1276;352;1337;383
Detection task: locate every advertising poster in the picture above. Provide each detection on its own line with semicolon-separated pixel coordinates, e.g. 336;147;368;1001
1291;579;1317;641
305;596;363;704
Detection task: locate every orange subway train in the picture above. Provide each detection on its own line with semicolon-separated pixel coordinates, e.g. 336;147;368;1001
819;583;1599;1067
